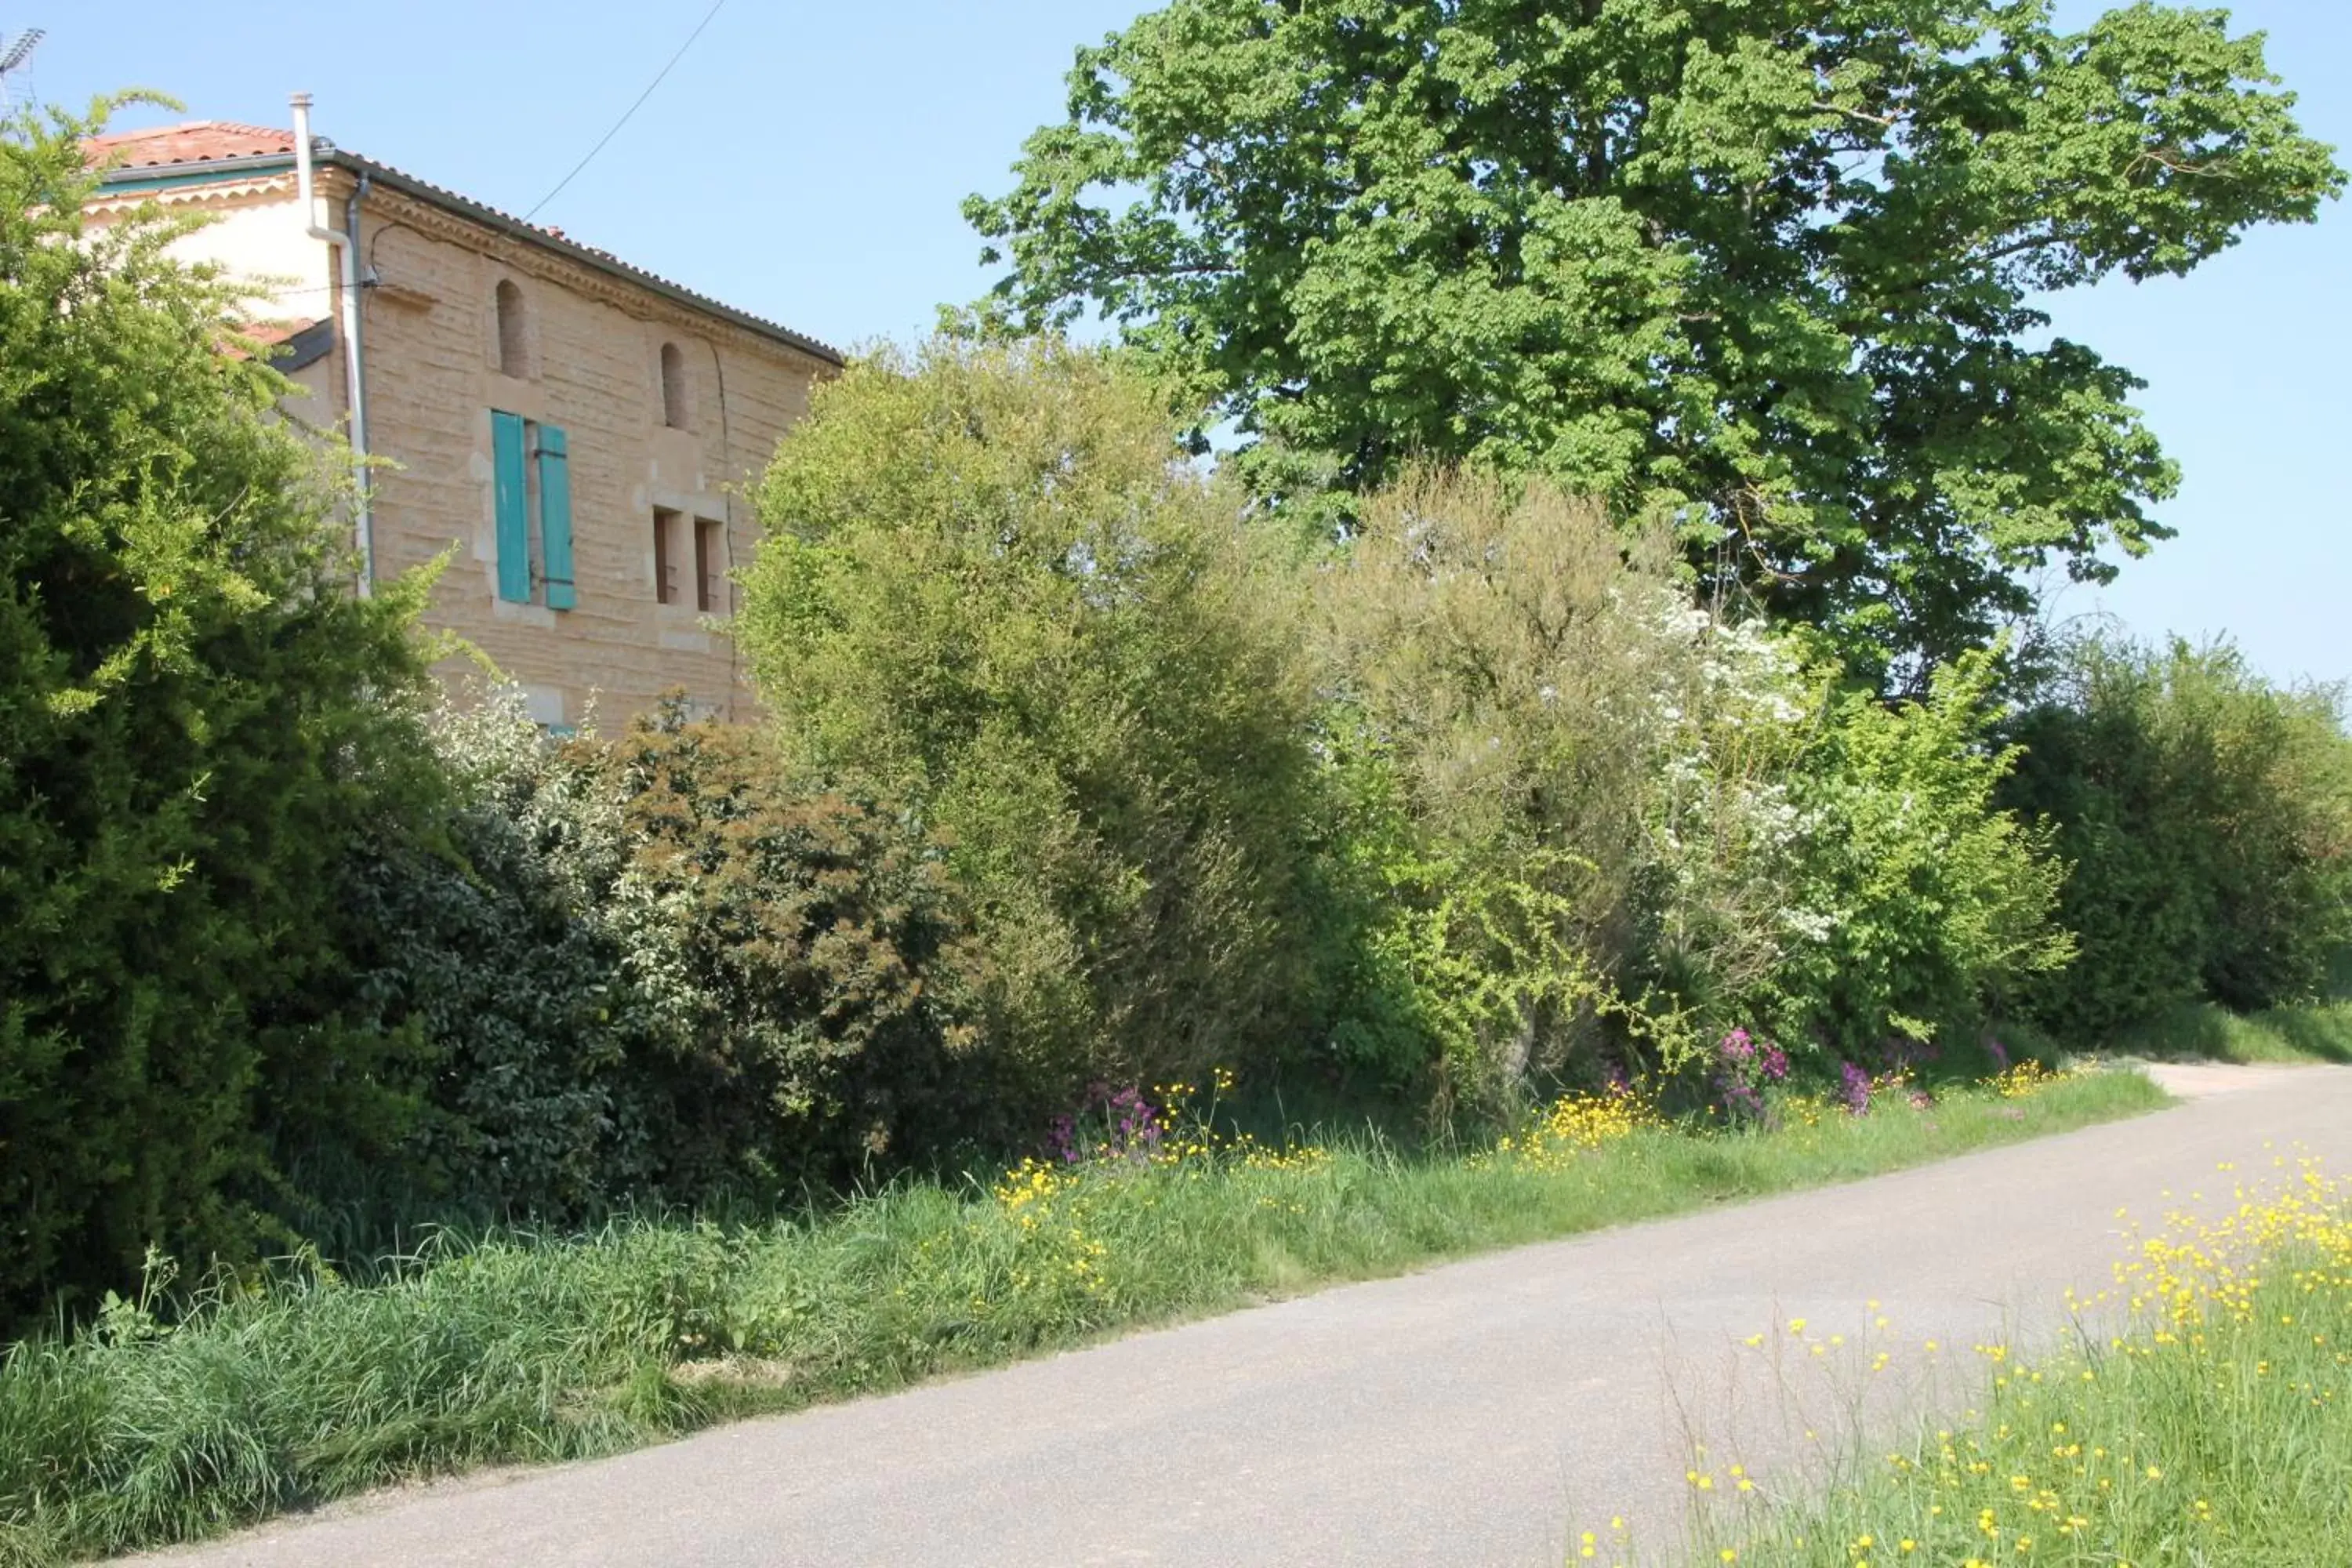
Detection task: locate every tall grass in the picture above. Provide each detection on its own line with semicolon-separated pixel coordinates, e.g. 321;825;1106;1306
1699;1156;2352;1566
2107;997;2352;1065
0;1071;2162;1565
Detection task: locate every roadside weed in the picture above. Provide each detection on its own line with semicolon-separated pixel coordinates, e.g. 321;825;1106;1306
1690;1153;2352;1566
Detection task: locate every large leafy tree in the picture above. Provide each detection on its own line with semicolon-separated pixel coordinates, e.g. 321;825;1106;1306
968;0;2342;672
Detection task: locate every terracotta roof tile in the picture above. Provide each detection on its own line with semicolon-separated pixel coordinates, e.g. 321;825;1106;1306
86;120;295;168
223;318;331;365
240;318;322;347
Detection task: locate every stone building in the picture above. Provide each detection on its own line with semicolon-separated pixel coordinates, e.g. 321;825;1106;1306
85;102;841;728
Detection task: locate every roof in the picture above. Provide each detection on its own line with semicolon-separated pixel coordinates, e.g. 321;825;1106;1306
85;120;296;168
235;318;336;372
86;119;844;367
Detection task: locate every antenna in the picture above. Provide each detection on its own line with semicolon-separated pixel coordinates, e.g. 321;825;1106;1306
0;27;42;76
0;27;41;109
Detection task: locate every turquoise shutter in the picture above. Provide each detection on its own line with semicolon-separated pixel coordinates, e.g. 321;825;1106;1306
537;424;576;610
492;410;531;603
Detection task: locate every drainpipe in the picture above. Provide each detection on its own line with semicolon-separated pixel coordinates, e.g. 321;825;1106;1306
290;91;375;595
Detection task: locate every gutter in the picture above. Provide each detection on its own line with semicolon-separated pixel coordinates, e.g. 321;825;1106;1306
291;93;376;596
94;151;298;193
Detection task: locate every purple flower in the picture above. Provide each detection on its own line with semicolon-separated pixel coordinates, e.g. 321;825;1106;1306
1720;1028;1755;1063
1839;1062;1871;1116
1987;1039;2010;1071
1046;1083;1173;1167
1759;1044;1790;1083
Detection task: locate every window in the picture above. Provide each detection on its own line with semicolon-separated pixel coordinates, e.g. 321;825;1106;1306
659;342;690;430
494;279;531;379
695;518;725;612
492;409;575;608
653;507;685;604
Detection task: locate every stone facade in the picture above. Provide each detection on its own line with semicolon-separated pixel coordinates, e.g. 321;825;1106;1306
85;123;837;728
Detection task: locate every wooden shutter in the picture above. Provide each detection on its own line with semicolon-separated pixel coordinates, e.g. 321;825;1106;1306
492;410;531;603
537;424;577;610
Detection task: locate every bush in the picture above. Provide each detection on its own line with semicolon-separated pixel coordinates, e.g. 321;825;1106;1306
330;695;655;1225
604;712;992;1185
2004;632;2352;1036
1764;652;2074;1062
740;336;1323;1103
0;100;440;1323
338;695;991;1224
1308;472;1708;1102
1309;471;2071;1104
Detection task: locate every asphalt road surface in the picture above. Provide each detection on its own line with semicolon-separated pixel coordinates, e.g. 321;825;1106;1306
136;1063;2352;1567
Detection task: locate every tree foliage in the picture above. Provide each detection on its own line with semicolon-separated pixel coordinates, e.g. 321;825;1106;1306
2004;633;2352;1038
739;336;1323;1099
0;100;440;1316
968;0;2342;673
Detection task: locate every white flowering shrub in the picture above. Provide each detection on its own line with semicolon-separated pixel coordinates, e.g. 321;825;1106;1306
1621;593;1828;1039
1311;470;2071;1103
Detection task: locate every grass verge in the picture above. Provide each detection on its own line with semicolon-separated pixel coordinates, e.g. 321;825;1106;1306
2105;998;2352;1065
0;1069;2164;1564
1698;1155;2352;1566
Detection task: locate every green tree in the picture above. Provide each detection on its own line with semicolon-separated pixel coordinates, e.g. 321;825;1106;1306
1768;651;2073;1062
1;100;437;1319
739;336;1321;1100
2003;633;2352;1037
968;0;2341;674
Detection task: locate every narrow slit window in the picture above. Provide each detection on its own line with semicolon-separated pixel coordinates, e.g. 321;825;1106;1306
653;507;684;604
495;280;530;379
659;343;690;430
695;519;724;612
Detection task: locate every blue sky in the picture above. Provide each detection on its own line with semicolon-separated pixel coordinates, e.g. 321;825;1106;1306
31;1;2352;686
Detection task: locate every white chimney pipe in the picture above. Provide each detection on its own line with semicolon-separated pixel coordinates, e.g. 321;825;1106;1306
290;92;376;596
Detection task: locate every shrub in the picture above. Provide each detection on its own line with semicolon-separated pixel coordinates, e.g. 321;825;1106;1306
329;694;655;1225
1309;470;2071;1104
0;100;439;1323
1308;472;1695;1102
339;695;992;1222
1309;471;1846;1102
740;336;1323;1103
1764;651;2074;1062
2004;632;2352;1036
603;711;992;1186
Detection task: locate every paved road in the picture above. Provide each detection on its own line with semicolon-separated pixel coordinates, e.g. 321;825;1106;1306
138;1064;2352;1568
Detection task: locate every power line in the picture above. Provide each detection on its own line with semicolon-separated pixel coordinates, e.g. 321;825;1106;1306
521;0;728;223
